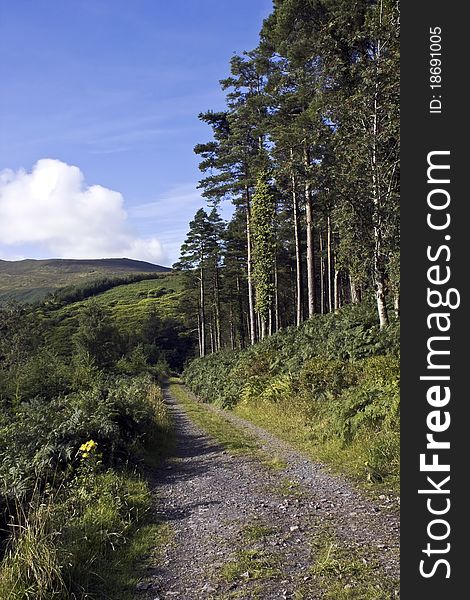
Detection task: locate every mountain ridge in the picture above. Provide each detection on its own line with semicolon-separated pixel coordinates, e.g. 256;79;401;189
0;257;172;304
0;257;170;273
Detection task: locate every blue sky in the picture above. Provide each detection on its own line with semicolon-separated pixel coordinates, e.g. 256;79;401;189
0;0;273;265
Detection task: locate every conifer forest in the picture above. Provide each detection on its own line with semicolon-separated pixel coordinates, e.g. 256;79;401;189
175;0;399;355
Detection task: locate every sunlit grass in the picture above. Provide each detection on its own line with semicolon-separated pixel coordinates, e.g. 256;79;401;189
46;273;183;353
308;526;399;599
234;399;399;498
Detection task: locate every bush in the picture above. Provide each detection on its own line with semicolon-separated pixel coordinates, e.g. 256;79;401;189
0;377;170;599
0;376;166;500
13;350;72;402
0;291;174;598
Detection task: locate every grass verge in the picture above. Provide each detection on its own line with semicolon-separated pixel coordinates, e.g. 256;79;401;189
105;520;173;599
0;383;174;600
234;399;399;499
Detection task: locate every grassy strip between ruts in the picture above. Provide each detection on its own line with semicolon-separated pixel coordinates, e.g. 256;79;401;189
168;379;286;470
216;513;399;600
216;520;281;600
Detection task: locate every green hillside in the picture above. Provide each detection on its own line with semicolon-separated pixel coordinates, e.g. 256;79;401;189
43;272;191;367
0;258;170;304
48;273;183;332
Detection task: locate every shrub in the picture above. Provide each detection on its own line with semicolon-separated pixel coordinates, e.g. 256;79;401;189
0;376;171;599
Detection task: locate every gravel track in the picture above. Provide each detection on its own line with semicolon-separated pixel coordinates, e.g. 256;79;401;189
140;384;399;600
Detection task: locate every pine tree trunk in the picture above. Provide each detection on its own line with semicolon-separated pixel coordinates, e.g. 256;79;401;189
334;269;340;312
199;265;206;357
229;306;236;350
290;160;304;326
197;312;202;358
209;320;214;354
257;312;262;340
274;253;280;332
245;191;256;345
304;147;315;318
236;275;246;349
319;231;325;314
214;266;221;351
349;274;359;304
327;214;333;313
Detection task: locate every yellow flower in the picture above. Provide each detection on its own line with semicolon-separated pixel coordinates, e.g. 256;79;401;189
79;440;98;456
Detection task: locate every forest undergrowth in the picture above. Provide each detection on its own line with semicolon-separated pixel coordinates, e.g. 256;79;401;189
0;302;174;600
183;303;400;494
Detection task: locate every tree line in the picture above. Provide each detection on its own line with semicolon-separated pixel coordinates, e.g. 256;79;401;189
46;272;165;306
175;0;400;357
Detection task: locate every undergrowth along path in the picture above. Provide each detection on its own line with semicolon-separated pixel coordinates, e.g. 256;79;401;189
140;382;399;600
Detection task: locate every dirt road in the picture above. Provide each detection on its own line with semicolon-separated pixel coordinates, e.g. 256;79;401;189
140;384;399;600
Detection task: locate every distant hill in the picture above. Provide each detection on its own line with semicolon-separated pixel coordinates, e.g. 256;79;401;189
0;258;171;304
45;272;186;359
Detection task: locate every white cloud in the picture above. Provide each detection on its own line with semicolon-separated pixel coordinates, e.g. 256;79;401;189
129;184;234;265
0;159;165;264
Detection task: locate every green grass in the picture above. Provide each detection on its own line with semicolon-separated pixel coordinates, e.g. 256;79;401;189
46;273;183;355
219;519;279;590
103;520;173;600
236;394;397;495
271;477;304;499
306;526;399;599
241;522;276;542
138;383;175;469
220;549;280;584
86;273;183;317
234;398;399;499
218;586;264;600
0;471;172;600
